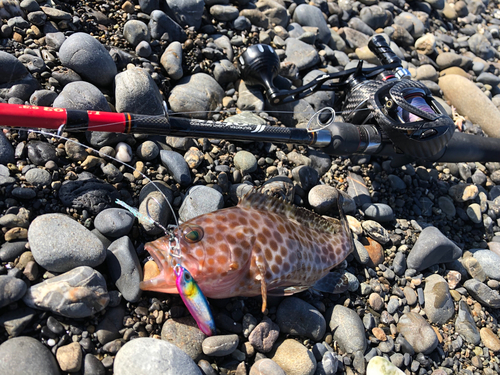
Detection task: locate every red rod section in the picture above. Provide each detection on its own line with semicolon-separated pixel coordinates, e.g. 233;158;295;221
0;103;129;133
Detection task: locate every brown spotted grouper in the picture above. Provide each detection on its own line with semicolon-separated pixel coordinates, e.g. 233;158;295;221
140;191;353;311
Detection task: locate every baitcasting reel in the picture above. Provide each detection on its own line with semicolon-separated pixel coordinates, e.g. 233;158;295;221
238;35;455;160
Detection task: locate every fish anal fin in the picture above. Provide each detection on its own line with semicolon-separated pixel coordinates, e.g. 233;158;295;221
254;255;268;314
312;272;349;294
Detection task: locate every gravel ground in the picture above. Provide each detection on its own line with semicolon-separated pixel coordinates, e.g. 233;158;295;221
1;0;500;374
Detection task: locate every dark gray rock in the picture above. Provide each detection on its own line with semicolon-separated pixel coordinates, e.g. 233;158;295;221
23;266;109;318
327;305;366;354
45;32;66;50
212;59;239;87
29;89;58;106
58;174;119;215
51;67;82;87
26;141;57;166
0;306;36;336
407;226;462;271
148;10;186;42
455;300;480;345
114;338;202;374
284;38;319;71
139;0;159;14
96;305;125;345
292;4;331;44
106;236;143;302
28;213;107;272
0;275;27;309
347;172;371;207
94;208;135;238
59;32;117;87
179;185;224;221
363;203;394;222
276;297;326;341
83;354;106;375
160;150;192;187
53;81;110;111
0;241;27;262
0;132;15;165
165;0;205;29
0;336;61;375
463;279;500;308
17;54;46;74
115;67;163;115
123;20;150;47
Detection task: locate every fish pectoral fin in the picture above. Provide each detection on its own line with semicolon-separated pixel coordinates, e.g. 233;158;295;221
311;271;349;294
255;257;268;314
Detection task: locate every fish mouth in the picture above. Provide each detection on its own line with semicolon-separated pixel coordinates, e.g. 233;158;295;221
144;239;170;273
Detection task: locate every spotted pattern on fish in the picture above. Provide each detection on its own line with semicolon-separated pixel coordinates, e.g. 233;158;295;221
140;191;353;311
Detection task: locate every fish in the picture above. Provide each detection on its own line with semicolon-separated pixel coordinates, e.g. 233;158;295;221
140;191;353;312
175;265;216;336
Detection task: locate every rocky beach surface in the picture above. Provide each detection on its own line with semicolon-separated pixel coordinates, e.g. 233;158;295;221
1;0;500;374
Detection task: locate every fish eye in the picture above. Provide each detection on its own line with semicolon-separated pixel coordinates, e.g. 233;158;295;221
183;225;204;243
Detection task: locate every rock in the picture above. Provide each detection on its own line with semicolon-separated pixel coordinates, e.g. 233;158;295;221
138;182;174;235
58;175;119;215
271;339;316;375
0;275;27;308
248;316;280;353
210;4;239;22
148;10;186;43
455;300;480;345
94;208;135;238
136;141;160;161
423;274;454;324
347;172;371;207
364;237;385;267
363;203;394;222
59;33;117;87
115;67;164;115
463;279;500;308
84;354;106;375
362;220;390;244
472;250;500;280
234;150;258;174
202;334;239;356
26;141;57;166
56;342;83;372
480;327;500;352
53;81;111;111
284;38;319;71
25;168;51;186
28;213;106;272
397;312;438;354
96;306;125;345
0;306;36;336
292;4;331;44
250;359;286;375
0;336;61;375
179;185;224;222
114;337;202;374
161;316;206;361
276;297;325;341
212;59;239;88
308;185;341;215
160;41;183;80
406;226;462;271
0;132;15;165
328;305;366;354
23;266;109;318
439;74;500;138
165;0;204;29
123;20;150;47
106;236;143;302
160;150;192;187
168;73;224;120
366;356;405;375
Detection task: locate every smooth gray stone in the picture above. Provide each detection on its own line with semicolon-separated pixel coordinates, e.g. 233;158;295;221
463;279;500;308
123;19;150;47
138;181;174;235
139;0;159;14
284;38;319;71
94;208;135;238
51;67;82;86
160;41;183;80
45;32;66;50
0;241;27;262
406;226;462;271
397;312;438;354
0;306;36;336
473;250;500;280
327;305;366;354
292;4;331;44
53;81;111;111
23;266;109;318
96;305;125;345
423;274;454;324
161;316;206;361
276;297;326;341
347;172;371;207
165;0;205;29
179;185;224;222
106;236;143;303
468;33;495;60
362;203;394;222
0;52;26;81
348;17;374;36
212;59;238;87
160;150;192;187
202;334;239;356
455;300;480;345
83;354;106;375
0;275;27;309
0;132;15;165
168;73;224;120
26;141;56;166
114;338;202;374
360;5;388;29
29;213;106;272
59;32;117;86
0;336;61;375
115;67;163;115
17;54;46;74
29;89;58;106
25;168;51;186
148;10;186;42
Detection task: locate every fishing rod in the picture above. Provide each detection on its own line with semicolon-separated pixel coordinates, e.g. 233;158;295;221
1;36;499;164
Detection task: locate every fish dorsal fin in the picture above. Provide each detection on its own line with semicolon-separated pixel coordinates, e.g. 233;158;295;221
238;192;344;235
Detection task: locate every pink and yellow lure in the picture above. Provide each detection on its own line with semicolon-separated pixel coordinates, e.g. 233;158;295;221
175;265;216;336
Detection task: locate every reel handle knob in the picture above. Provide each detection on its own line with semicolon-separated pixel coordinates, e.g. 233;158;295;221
368;35;402;66
238;44;280;102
